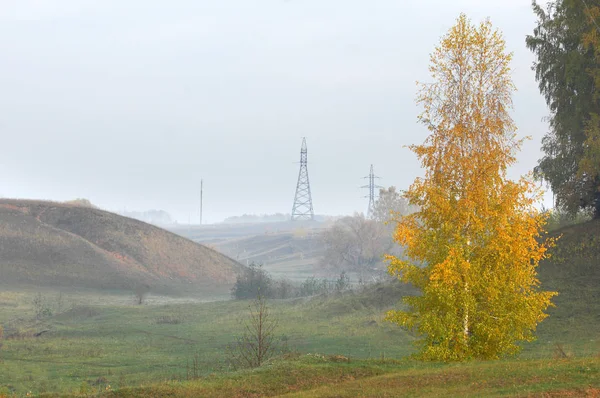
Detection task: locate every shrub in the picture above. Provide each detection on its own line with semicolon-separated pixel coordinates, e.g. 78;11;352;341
231;263;273;299
335;271;350;293
226;293;281;369
271;279;296;299
544;207;592;231
299;276;332;296
134;285;150;305
33;293;52;319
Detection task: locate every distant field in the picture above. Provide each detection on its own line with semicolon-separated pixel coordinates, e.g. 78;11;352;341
170;222;328;282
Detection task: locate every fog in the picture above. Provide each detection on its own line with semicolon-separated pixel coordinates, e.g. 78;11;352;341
2;2;599;395
1;0;551;223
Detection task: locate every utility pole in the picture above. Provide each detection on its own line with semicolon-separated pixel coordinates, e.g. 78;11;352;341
200;179;203;225
361;164;383;218
291;137;315;221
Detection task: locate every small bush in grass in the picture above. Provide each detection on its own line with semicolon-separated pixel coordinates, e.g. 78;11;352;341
300;276;321;296
227;292;282;369
271;279;296;299
231;262;273;299
335;271;350;292
33;293;52;319
300;276;333;296
134;285;150;305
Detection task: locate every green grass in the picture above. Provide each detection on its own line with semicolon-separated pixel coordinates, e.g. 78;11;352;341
1;219;600;397
0;288;412;395
0;279;597;397
32;356;600;397
284;357;600;398
518;219;600;360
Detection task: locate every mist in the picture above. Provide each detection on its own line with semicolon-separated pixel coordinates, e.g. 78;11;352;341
1;0;550;223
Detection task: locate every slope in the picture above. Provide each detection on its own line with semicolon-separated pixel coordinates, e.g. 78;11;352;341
0;199;244;292
525;217;600;356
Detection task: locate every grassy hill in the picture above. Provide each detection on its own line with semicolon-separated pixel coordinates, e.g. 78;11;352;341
213;231;325;282
0;199;244;292
523;218;600;357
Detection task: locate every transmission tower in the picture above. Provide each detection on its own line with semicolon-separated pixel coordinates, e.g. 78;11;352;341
361;164;383;218
291;137;314;221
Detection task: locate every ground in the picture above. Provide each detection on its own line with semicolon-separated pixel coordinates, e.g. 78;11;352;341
0;219;598;396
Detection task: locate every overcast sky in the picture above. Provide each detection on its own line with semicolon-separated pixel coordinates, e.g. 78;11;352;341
1;0;552;223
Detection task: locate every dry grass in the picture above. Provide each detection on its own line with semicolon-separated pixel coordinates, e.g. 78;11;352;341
0;199;244;292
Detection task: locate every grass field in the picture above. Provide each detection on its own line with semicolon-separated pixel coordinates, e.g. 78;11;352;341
0;276;597;397
1;219;599;396
0;285;412;396
111;356;600;397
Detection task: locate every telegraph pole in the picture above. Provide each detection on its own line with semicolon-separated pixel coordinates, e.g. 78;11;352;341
200;179;203;225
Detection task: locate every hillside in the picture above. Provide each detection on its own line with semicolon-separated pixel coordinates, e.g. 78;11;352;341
170;222;328;282
0;199;244;292
527;218;600;354
213;231;325;281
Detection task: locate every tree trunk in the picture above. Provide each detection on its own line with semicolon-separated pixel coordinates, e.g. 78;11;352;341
463;283;469;347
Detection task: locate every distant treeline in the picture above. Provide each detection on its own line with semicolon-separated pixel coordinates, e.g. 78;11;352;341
223;213;334;224
119;209;175;226
224;213;291;224
231;262;373;300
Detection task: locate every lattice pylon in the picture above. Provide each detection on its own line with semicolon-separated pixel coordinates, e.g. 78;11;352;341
361;164;383;218
291;137;314;221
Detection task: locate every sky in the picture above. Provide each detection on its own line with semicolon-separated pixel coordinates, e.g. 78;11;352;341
0;0;552;224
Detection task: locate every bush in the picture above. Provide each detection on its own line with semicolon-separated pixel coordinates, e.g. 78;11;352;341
335;271;350;292
271;279;296;299
233;265;367;300
63;198;97;208
226;293;281;369
301;277;334;296
299;277;323;296
544;207;592;231
231;263;273;299
33;293;53;319
134;285;150;305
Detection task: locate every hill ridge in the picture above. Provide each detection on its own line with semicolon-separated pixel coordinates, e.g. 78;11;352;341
0;199;244;291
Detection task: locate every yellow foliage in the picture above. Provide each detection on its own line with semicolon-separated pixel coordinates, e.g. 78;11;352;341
386;14;557;361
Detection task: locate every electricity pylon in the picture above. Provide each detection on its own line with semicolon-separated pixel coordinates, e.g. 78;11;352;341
291;137;314;221
361;164;383;218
